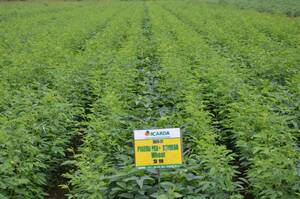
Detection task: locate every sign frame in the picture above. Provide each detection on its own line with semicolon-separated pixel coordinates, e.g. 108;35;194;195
133;128;183;169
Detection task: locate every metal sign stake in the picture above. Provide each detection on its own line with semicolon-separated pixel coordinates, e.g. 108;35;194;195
157;168;161;194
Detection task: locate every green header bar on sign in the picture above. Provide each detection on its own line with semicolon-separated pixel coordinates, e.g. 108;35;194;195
137;164;183;169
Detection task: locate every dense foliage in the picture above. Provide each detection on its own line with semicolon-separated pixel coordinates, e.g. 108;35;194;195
0;0;299;198
204;0;300;16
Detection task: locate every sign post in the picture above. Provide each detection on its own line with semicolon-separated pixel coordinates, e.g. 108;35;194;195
134;128;183;169
157;168;161;194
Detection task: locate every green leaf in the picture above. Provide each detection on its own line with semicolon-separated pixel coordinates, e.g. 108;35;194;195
118;193;134;198
158;194;168;199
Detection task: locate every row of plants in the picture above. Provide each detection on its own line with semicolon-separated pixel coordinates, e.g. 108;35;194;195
160;1;300;142
154;2;299;198
160;1;299;84
0;2;130;198
63;3;148;198
68;2;240;198
65;4;186;198
203;0;300;17
0;1;76;21
183;1;300;48
0;1;114;60
148;4;242;198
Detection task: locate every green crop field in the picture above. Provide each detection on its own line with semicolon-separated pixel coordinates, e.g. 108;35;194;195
0;0;299;198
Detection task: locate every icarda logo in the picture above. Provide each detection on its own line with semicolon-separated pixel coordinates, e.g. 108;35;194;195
144;130;170;137
145;130;150;136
